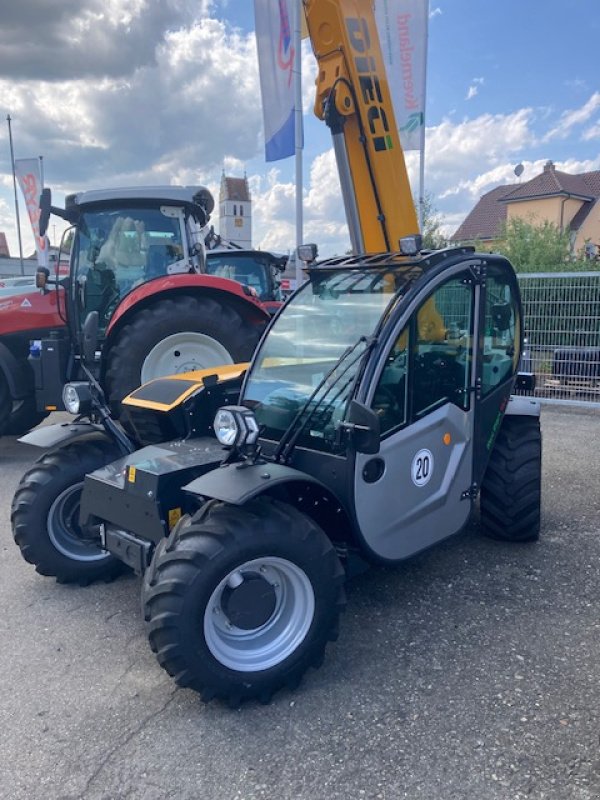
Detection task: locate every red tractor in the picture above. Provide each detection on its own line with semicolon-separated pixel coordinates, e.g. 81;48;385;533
0;185;281;434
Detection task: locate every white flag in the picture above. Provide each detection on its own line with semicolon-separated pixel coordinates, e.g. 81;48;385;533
14;158;49;268
374;0;428;151
254;0;301;161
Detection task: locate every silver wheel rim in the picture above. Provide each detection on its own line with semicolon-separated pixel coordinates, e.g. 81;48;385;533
48;482;110;562
204;557;315;672
141;332;233;383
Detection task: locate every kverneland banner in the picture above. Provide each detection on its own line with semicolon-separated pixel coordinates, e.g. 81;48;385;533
374;0;428;151
14;157;49;267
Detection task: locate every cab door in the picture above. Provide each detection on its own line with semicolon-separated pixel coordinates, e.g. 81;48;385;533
354;269;480;562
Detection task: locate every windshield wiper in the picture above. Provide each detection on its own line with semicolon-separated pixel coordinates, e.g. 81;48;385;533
273;335;376;464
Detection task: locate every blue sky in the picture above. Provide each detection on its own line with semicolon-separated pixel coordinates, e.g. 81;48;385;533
1;0;599;258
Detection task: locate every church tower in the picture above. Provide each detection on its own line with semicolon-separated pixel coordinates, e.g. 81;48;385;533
219;173;252;248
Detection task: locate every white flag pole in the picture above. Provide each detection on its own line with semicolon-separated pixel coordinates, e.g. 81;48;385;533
418;0;429;233
293;0;303;286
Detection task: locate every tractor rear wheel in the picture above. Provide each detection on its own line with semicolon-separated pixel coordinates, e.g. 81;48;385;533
11;435;127;584
0;371;11;434
480;415;542;542
142;497;346;705
104;295;264;415
4;395;49;436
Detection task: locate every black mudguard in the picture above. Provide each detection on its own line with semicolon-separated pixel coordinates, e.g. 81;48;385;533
183;461;329;506
18;421;105;449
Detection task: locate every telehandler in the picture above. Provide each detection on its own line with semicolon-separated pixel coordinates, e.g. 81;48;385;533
12;0;540;705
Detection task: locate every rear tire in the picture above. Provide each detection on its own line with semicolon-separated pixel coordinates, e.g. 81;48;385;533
142;497;346;705
480;415;542;542
11;435;127;584
4;394;49;435
0;371;10;434
104;295;264;416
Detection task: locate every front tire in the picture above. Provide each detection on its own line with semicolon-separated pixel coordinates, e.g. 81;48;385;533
11;436;127;584
142;498;345;705
480;415;542;542
104;295;264;416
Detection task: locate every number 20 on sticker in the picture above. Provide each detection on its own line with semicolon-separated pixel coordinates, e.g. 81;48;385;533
411;449;433;487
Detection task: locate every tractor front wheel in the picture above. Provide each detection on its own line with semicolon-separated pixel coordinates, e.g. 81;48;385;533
142;497;346;705
11;436;127;584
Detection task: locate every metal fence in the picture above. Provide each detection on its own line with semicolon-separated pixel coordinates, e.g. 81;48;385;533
518;271;600;408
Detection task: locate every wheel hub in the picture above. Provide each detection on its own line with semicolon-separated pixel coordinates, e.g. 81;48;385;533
220;572;277;630
204;557;315;672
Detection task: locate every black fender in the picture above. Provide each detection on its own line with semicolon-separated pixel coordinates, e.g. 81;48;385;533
183;461;332;507
506;395;541;418
18;421;105;449
0;342;31;399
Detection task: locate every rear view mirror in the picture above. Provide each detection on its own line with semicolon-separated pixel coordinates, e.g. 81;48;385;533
39;188;51;237
81;311;99;364
341;400;380;455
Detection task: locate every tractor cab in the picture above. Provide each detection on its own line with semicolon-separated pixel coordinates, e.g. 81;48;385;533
53;187;212;339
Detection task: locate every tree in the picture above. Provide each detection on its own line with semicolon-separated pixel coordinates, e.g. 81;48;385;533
495;217;593;272
418;193;447;250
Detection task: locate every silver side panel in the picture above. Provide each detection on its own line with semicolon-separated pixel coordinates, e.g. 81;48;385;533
354;404;473;561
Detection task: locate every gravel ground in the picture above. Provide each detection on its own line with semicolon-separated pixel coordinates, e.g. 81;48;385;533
0;406;599;800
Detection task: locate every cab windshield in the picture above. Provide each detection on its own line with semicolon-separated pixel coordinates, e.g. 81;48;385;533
205;253;276;301
243;269;399;450
73;205;185;333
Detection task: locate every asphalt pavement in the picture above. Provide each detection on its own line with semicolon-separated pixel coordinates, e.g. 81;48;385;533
1;406;599;800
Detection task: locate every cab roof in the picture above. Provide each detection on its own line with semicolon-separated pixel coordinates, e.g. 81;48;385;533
309;246;476;272
66;185;215;216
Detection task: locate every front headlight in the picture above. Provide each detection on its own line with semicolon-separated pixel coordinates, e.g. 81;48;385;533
214;406;259;448
62;382;92;415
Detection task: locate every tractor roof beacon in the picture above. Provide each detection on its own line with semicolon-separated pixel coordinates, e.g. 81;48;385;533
11;0;541;706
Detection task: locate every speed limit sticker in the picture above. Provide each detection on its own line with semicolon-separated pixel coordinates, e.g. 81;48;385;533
411;449;434;487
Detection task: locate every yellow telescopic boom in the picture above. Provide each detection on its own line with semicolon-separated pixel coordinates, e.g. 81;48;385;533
304;0;420;254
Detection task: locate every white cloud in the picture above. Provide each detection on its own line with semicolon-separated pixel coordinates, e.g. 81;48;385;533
426;109;534;180
465;77;484;101
249;152;349;257
582;121;600;141
544;92;600;141
250;108;540;255
429;7;442;18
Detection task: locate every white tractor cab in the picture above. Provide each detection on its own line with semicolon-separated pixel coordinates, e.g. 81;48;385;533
12;246;540;704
